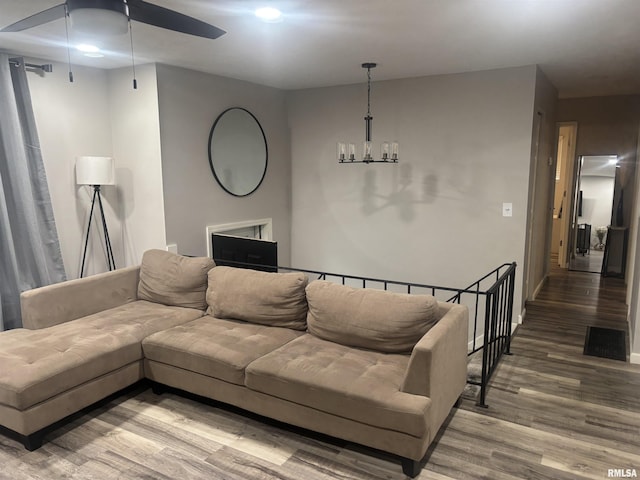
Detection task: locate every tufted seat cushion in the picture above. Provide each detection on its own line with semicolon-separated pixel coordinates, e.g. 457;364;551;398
142;315;304;385
0;301;202;411
245;335;430;438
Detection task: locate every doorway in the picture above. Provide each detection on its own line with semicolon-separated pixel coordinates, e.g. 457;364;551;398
568;155;617;273
550;123;577;269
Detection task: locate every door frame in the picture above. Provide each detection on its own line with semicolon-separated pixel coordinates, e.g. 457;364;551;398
524;111;543;302
554;122;578;268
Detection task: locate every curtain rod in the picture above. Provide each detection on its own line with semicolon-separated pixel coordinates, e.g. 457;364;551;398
9;58;53;73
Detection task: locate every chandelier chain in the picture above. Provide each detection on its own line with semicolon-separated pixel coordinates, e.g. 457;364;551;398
367;66;372;116
64;4;73;83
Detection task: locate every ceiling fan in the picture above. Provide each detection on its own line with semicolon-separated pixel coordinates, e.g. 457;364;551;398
0;0;226;40
2;0;225;88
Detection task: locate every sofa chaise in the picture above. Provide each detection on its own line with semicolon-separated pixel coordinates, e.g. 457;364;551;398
0;250;468;477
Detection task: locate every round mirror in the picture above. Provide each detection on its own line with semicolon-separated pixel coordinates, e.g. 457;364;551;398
208;107;268;197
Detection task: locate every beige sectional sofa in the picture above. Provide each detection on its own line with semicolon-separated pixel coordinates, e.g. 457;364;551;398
0;250;468;477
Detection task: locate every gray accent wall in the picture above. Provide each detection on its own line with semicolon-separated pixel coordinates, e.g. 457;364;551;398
156;64;292;264
287;66;539;321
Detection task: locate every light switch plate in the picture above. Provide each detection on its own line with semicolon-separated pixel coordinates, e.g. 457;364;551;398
503;203;513;217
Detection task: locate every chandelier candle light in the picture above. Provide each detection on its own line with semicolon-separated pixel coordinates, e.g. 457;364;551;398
338;63;398;164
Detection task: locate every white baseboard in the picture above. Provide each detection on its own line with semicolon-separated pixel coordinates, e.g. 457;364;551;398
532;279;545;300
468;334;484;352
468;322;519;353
631;352;640;365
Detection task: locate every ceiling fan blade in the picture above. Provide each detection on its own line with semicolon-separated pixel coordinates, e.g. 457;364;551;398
0;4;67;32
127;0;225;40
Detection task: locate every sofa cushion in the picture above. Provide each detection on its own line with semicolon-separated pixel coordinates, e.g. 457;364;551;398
245;334;430;438
305;281;438;353
0;301;202;410
206;266;308;330
143;316;303;385
138;249;215;310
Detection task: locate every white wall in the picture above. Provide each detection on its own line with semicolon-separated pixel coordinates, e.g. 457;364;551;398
288;66;537;323
523;67;558;304
579;175;614;245
29;61;166;278
630;215;640;362
107;64;166;267
30;60;289;276
155;64;291;264
28;61;113;278
629;124;640;363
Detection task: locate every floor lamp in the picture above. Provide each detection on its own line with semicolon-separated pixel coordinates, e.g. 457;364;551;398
76;156;116;277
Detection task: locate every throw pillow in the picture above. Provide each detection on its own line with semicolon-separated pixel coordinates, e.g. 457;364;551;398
306;280;438;353
138;249;215;310
207;266;308;330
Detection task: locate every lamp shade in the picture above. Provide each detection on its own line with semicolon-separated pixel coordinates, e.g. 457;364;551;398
76;156;115;185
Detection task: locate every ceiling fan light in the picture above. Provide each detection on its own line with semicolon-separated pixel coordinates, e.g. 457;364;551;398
76;43;104;57
70;8;129;36
76;43;100;53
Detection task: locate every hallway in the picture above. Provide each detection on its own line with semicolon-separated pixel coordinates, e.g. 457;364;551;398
424;266;640;479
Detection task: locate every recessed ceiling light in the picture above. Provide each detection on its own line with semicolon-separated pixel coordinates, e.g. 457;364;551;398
83;52;105;58
255;7;282;22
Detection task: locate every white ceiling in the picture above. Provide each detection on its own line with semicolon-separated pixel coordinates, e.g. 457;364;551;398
1;0;640;97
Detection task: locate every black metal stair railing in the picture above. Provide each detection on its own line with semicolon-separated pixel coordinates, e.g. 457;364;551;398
214;259;517;407
457;262;517;407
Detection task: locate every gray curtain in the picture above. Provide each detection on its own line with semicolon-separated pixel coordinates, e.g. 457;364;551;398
0;54;66;330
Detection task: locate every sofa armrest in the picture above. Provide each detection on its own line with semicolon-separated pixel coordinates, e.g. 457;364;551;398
20;266;141;329
401;302;468;436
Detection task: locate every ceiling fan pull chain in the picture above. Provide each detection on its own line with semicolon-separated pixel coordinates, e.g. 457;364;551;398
64;4;73;83
128;19;138;89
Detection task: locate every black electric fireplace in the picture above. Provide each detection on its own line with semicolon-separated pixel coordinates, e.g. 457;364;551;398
211;233;277;272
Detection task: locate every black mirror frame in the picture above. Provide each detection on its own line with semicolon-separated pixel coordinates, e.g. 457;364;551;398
207;107;268;197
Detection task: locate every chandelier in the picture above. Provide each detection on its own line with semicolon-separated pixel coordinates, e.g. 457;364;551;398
337;63;398;164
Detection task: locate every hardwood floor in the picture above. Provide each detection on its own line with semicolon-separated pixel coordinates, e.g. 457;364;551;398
569;249;605;274
1;265;639;479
